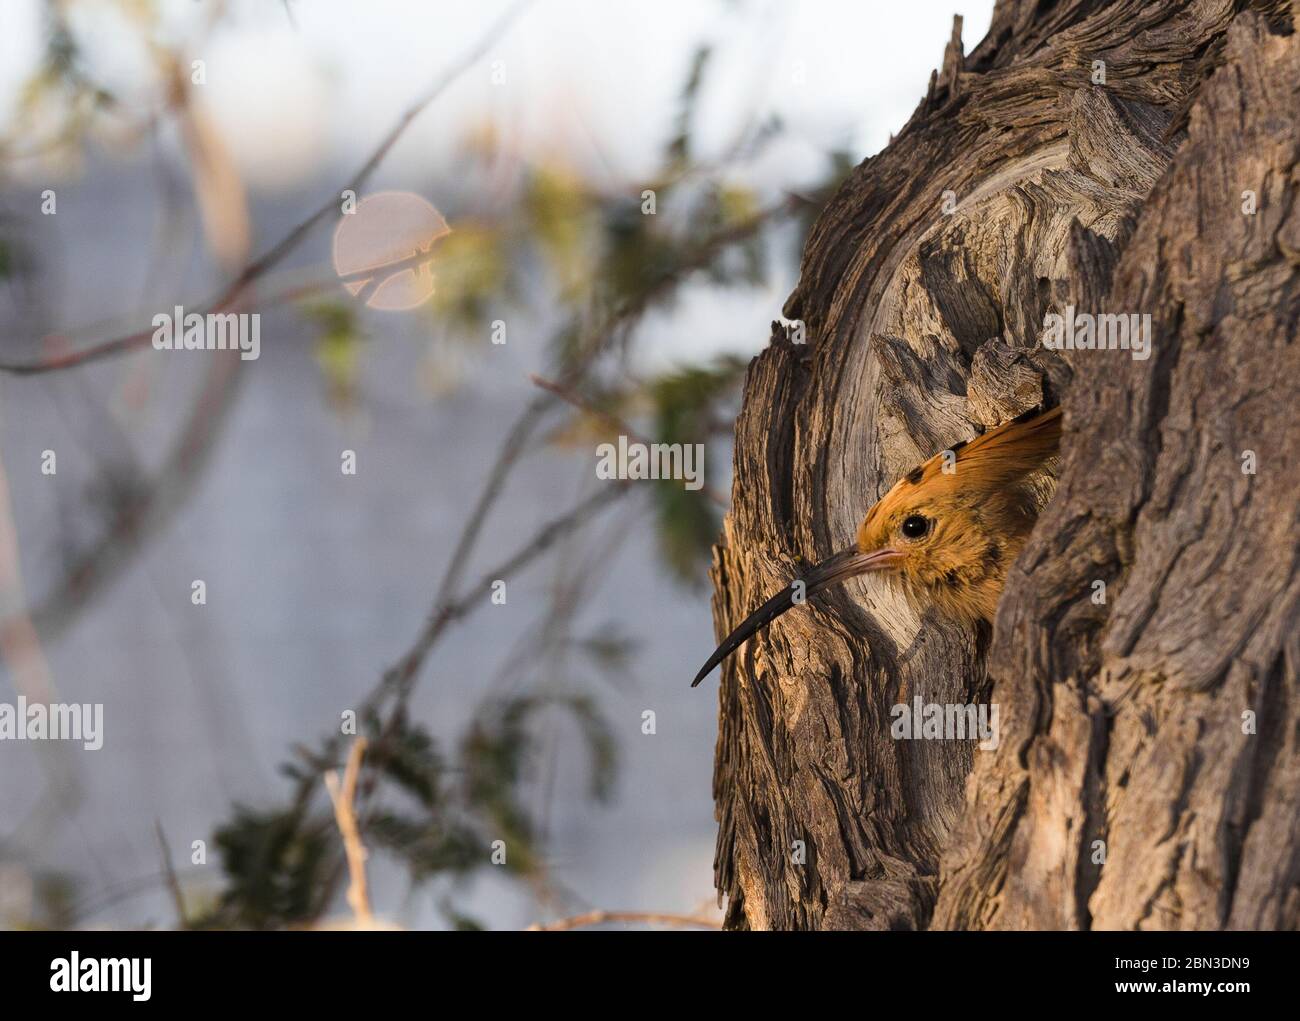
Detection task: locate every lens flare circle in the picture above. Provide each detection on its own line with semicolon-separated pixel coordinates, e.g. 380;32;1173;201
332;191;450;311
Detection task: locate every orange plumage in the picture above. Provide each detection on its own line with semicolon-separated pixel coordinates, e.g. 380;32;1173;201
854;404;1063;623
692;405;1062;686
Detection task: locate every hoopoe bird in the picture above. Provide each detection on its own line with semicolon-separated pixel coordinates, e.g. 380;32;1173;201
692;404;1063;686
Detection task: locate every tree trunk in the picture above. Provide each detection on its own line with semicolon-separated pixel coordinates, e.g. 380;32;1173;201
707;0;1300;930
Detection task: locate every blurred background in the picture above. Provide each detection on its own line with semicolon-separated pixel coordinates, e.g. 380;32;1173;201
0;0;993;930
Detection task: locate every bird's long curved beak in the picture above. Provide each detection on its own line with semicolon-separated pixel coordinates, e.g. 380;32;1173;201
691;546;901;687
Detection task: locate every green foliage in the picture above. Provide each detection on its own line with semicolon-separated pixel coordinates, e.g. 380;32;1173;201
458;698;541;875
438;899;486;931
4;869;78;930
0;228;32;285
17;15;116;145
34;871;78;930
602;200;685;307
205;694;617;926
208;805;331;930
365;710;445;809
365;810;482;881
356;708;495;881
651;356;746;446
698;184;766;287
654;478;718;587
192;35;850;931
648;357;746;584
460;692;618;874
575;628;637;674
301;299;364;408
797;147;858;240
665;45;712;168
558;694;619;803
428;223;512;331
523;168;597;299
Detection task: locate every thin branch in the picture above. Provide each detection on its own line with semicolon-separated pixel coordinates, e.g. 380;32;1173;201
313;481;637;913
0;1;533;645
254;193;796;924
343;201;796;827
528;910;721;931
153;820;188;929
323;737;373;926
529;372;729;508
0;0;534;375
427;197;791;621
428;396;555;610
377;480;634;706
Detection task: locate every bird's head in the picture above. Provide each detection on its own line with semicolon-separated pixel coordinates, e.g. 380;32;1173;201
691;405;1062;686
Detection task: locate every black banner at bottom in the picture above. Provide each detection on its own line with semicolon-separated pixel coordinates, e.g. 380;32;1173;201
0;928;1280;1007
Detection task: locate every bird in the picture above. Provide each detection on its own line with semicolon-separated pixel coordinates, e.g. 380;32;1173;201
691;404;1063;686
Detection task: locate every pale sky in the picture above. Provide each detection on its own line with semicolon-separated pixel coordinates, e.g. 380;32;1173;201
1;0;995;188
0;0;997;372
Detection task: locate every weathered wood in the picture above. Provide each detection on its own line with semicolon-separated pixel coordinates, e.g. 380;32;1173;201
707;0;1300;930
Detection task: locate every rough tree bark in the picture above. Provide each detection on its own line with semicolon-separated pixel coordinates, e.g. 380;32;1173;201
707;0;1300;930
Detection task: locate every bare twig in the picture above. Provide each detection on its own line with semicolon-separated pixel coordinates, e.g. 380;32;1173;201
339;201;798;858
0;0;533;647
377;480;634;706
528;910;721;931
0;0;533;375
323;737;373;926
423;198;791;642
258;192;796;924
528;372;729;507
153;820;188;929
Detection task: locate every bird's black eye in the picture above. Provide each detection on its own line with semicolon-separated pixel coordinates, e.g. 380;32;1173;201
900;515;930;539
